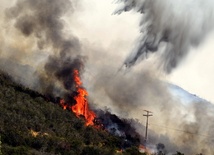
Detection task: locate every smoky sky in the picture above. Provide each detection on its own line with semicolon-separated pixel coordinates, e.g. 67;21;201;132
1;0;214;154
116;0;214;73
3;0;84;98
94;71;214;154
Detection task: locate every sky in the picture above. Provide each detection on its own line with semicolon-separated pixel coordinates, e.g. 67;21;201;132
72;0;214;103
169;33;214;103
1;0;214;103
2;0;214;102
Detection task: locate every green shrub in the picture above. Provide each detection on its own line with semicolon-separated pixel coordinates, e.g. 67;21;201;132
2;145;29;155
0;72;139;154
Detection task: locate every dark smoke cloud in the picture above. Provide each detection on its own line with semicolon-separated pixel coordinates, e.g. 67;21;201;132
3;0;84;99
115;0;214;72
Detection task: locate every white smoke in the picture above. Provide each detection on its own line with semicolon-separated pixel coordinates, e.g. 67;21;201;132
1;0;214;154
116;0;214;72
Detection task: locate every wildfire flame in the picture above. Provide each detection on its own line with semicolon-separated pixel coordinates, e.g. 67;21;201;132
139;145;151;154
60;69;96;126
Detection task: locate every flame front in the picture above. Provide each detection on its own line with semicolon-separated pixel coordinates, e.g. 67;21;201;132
72;69;96;126
60;69;96;126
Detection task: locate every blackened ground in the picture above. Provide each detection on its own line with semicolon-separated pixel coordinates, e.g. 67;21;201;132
95;110;141;148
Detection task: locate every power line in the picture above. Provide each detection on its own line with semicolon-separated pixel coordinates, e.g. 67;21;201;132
143;110;153;144
148;123;212;138
139;120;213;138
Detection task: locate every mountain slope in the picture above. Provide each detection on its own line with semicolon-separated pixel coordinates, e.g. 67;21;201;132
168;83;211;104
0;72;144;155
1;70;207;155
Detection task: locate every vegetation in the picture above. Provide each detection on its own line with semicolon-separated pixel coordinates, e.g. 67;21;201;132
0;72;145;155
0;72;202;155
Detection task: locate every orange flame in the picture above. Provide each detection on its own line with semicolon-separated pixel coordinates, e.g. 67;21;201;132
60;69;96;126
73;70;82;86
60;99;67;110
139;145;151;154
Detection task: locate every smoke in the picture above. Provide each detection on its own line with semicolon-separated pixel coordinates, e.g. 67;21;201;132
0;0;85;100
87;55;214;154
115;0;214;73
95;110;141;148
1;0;214;154
83;35;214;153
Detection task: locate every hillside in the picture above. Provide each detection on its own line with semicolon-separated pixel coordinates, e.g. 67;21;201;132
0;72;143;155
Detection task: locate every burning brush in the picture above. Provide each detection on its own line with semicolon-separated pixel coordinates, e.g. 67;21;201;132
2;0;159;153
59;69;96;126
57;68;145;151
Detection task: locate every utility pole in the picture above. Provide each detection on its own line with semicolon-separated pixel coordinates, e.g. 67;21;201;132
143;110;153;144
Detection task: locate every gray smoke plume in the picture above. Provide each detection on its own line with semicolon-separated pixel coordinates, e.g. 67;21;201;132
115;0;214;72
89;69;214;154
1;0;84;100
84;45;214;154
1;0;214;154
